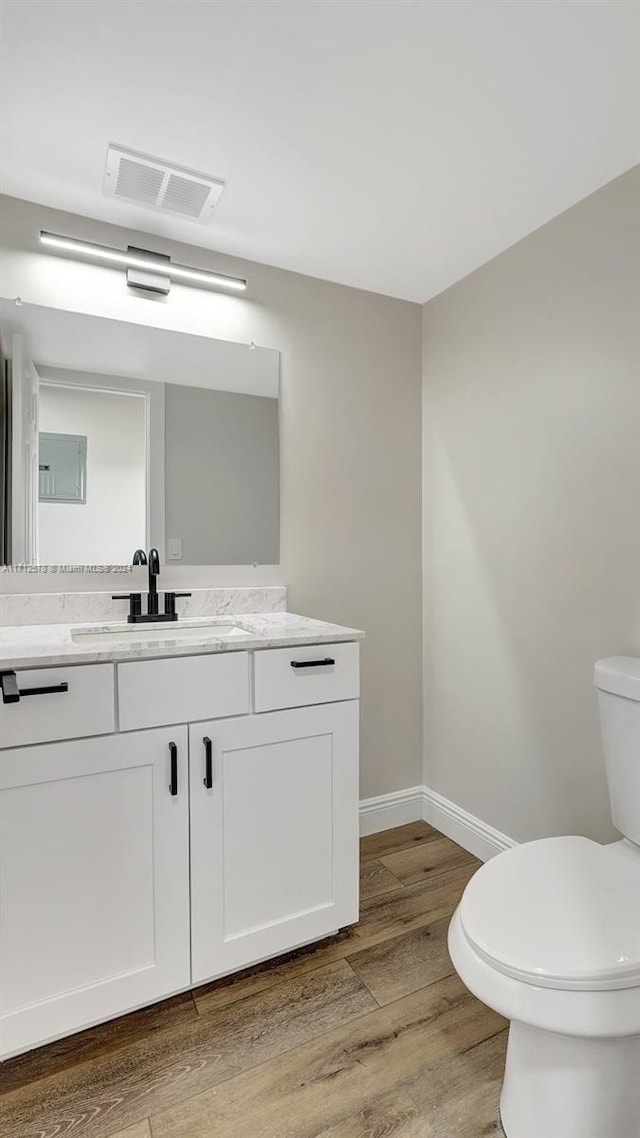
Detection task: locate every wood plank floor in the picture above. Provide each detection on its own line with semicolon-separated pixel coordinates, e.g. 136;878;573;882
0;822;507;1138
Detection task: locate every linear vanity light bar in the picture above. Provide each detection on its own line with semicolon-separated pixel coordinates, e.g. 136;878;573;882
39;231;247;293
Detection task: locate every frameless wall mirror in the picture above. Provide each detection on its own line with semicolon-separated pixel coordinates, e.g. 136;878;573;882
0;300;280;566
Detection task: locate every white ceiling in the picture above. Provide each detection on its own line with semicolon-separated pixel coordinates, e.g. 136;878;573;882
0;1;638;303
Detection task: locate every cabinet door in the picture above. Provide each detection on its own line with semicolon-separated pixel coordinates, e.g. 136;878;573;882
189;701;359;985
0;727;190;1058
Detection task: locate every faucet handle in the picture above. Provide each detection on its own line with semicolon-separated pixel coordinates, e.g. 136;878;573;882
163;591;191;617
132;549;147;566
112;593;142;620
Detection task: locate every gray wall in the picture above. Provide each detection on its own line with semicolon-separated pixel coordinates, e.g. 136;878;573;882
164;385;279;564
0;196;423;801
422;166;640;843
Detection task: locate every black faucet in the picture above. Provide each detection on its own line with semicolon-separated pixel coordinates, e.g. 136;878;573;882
147;547;160;615
112;547;190;623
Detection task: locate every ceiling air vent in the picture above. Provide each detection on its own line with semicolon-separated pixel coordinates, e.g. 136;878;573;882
103;145;224;222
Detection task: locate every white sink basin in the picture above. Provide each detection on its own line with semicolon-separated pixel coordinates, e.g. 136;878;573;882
71;620;248;648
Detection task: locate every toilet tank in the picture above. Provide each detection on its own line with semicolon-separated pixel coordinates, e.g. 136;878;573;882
594;657;640;845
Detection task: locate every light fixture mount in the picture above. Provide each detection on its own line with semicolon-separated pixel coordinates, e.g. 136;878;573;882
39;231;247;295
126;246;171;295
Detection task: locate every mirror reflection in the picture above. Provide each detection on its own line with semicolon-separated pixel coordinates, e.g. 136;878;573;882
0;302;280;566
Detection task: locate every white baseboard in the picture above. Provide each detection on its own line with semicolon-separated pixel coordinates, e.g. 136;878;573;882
359;784;517;862
359;786;425;837
421;786;517;862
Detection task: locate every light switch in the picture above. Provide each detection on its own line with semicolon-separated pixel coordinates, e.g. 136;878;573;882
167;538;183;561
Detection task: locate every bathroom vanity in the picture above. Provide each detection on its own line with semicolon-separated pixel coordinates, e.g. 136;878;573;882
0;277;363;1061
0;609;363;1059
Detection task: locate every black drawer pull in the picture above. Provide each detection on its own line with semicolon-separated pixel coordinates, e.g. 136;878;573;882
169;741;178;796
290;658;336;669
203;736;213;789
21;683;69;698
1;671;68;705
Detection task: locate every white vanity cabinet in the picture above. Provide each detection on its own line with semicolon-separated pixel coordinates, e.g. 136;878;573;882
0;637;360;1059
189;700;359;984
0;726;191;1059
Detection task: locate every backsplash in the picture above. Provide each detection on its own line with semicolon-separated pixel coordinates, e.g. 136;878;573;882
0;587;288;627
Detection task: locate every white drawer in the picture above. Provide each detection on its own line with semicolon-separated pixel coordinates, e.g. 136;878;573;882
253;642;359;712
0;664;115;749
117;652;250;731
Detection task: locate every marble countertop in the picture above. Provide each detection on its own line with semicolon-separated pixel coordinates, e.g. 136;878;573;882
0;612;365;670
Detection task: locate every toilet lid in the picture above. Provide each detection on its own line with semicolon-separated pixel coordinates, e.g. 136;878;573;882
458;837;640;991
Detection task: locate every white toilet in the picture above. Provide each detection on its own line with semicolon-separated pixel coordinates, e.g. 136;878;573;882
448;657;640;1138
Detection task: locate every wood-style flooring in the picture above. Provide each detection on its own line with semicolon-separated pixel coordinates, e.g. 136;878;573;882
0;821;507;1138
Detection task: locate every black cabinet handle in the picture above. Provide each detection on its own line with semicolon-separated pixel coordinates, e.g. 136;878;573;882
21;682;69;698
290;658;336;669
1;671;68;705
203;736;213;789
169;741;178;796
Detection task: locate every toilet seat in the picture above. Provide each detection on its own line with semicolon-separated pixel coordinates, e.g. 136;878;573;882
458;837;640;992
